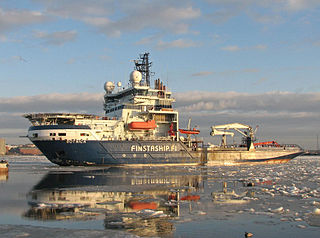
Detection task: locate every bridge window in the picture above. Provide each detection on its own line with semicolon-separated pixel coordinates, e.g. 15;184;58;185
50;133;56;136
58;133;66;136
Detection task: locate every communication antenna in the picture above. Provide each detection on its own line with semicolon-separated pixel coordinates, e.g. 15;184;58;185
134;52;154;86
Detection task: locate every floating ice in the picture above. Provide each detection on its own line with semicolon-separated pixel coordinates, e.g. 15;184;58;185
313;208;320;215
271;207;284;213
296;224;307;229
196;211;207;215
151;210;164;216
0;224;138;237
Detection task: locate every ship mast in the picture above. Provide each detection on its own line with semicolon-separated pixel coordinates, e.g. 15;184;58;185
134;52;154;86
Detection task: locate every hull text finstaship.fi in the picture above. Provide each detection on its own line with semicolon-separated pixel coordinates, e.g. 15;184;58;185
24;53;303;166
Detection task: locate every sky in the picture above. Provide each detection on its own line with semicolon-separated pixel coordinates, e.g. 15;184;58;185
0;0;320;149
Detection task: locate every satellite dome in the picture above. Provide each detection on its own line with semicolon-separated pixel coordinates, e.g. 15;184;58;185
104;81;115;93
117;82;122;87
130;70;142;86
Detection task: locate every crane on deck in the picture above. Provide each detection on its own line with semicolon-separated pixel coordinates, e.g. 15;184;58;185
210;123;258;150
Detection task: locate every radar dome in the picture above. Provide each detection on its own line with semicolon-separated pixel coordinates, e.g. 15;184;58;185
104;81;115;93
117;82;122;87
130;70;142;86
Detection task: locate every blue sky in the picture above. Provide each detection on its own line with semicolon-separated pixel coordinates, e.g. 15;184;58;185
1;0;320;148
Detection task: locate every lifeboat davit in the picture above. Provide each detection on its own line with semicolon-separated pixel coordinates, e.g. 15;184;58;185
128;120;157;130
178;128;200;135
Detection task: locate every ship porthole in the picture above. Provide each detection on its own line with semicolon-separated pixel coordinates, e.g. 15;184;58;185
122;154;126;158
133;154;136;158
144;154;147;158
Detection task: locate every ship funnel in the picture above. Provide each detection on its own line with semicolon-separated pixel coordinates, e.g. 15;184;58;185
130;70;142;87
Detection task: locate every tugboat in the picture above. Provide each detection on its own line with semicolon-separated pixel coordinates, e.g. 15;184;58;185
24;53;303;166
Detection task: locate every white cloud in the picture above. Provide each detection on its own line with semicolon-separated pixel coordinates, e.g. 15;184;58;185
66;58;76;64
0;7;49;34
0;93;102;114
285;0;320;11
135;34;164;45
221;44;267;51
4;91;319;116
174;90;320;148
97;5;200;37
175;91;320;113
2;0;319;41
312;40;320;47
156;39;198;50
0;34;7;42
33;30;77;46
99;55;110;61
221;45;241;51
190;68;259;78
255;77;268;84
33;1;200;37
253;44;268;50
0;55;28;63
34;0;113;19
205;0;320;24
82;17;111;27
192;71;214;77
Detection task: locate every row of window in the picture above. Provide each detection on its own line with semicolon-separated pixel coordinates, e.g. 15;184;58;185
32;132;90;137
105;104;128;114
50;132;66;136
105;104;173;114
154;105;172;110
32;132;91;139
32;133;67;138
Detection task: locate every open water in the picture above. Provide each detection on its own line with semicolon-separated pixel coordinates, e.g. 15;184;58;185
0;156;320;237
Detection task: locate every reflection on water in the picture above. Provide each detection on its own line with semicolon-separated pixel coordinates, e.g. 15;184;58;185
24;167;204;237
20;157;320;237
0;171;8;182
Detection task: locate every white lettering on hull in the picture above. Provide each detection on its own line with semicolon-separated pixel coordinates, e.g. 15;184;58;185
66;139;87;144
130;145;178;152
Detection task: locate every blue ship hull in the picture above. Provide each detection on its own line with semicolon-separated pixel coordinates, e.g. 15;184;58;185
33;140;203;166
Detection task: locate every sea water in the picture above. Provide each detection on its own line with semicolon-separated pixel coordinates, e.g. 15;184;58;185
0;155;320;237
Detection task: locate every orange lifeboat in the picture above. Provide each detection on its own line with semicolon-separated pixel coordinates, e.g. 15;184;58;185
128;201;158;210
128;120;157;130
180;195;200;201
254;141;280;147
178;128;200;135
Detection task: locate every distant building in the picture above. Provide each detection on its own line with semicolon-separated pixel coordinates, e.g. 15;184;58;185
6;144;42;156
18;146;42;155
0;138;6;155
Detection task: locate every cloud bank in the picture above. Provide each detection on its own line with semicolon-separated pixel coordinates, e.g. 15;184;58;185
1;91;319;148
33;30;78;46
0;0;319;50
0;7;49;34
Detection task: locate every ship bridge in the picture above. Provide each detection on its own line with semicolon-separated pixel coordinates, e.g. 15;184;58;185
102;54;179;141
